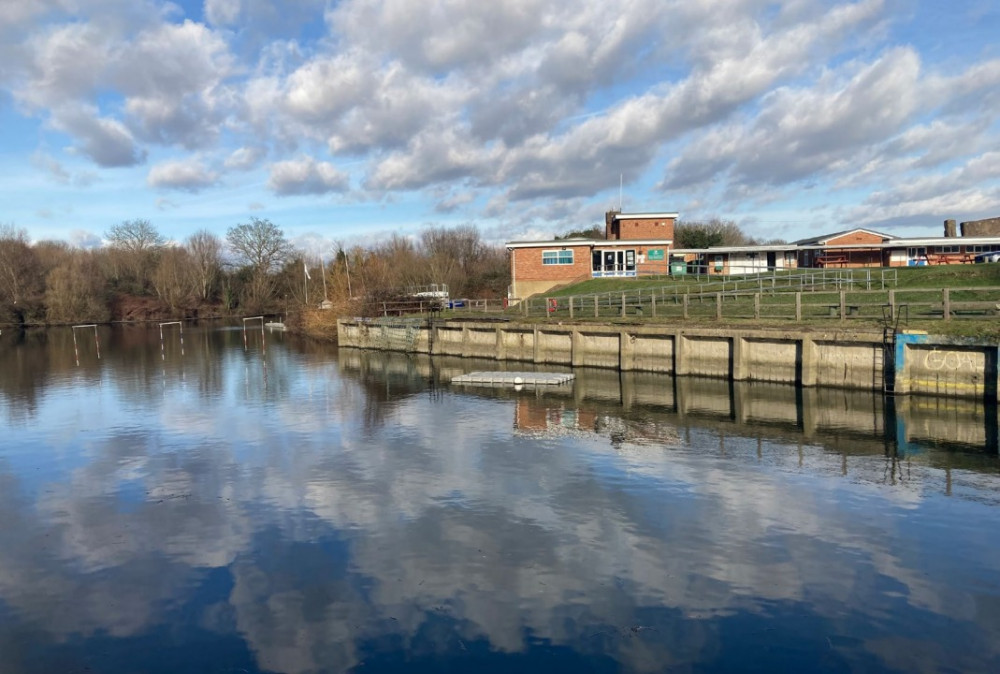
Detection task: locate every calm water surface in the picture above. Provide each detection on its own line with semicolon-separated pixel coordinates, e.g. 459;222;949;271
0;324;998;673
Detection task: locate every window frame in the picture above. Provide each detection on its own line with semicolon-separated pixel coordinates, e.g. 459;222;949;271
542;249;575;265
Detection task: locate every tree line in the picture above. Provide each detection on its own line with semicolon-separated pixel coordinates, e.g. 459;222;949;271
0;219;510;326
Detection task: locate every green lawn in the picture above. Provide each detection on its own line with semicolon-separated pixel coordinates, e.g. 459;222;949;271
508;265;1000;340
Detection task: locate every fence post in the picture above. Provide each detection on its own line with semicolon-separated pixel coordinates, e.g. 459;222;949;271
651;290;657;318
754;293;760;320
795;292;801;321
621;292;626;318
594;295;599;318
889;289;895;317
943;288;950;321
683;293;689;319
839;290;846;321
382;302;387;317
716;293;722;320
569;296;574;319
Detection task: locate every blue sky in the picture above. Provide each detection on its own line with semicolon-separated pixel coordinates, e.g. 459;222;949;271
1;0;999;253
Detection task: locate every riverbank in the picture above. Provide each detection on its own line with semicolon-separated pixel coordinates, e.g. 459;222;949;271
337;317;1000;399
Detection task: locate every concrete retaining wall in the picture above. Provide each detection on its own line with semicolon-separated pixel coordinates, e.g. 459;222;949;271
337;319;1000;399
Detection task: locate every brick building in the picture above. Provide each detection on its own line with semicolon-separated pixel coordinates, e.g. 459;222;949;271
506;211;676;300
795;228;891;268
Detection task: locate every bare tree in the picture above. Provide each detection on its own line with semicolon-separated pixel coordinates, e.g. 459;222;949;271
105;219;165;291
420;225;492;296
185;230;222;301
44;251;109;324
226;217;292;310
0;225;43;317
674;218;749;249
152;247;197;313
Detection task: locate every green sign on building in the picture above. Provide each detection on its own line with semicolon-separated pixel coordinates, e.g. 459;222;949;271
647;248;665;260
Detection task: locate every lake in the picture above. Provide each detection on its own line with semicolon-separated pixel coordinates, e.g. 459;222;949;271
0;323;998;673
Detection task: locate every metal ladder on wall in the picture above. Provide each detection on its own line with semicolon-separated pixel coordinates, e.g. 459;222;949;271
878;304;908;394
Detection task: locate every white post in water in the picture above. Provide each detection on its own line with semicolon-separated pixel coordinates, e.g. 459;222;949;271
159;321;184;360
71;324;100;366
242;316;265;354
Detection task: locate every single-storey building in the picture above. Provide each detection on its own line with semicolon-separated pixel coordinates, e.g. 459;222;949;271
507;216;1000;297
676;225;1000;276
506;211;675;299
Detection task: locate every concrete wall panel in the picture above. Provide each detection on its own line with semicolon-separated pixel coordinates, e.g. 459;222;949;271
745;339;798;383
815;342;877;389
501;329;535;362
577;332;620;368
631;334;674;372
537;330;573;364
685;337;731;378
903;344;988;397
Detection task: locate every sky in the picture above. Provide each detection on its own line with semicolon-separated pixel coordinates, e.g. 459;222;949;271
1;0;999;252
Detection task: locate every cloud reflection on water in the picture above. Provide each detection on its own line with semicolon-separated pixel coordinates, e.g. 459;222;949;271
0;327;998;673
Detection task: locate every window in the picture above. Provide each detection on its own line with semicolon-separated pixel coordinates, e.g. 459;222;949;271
935;245;959;254
542;249;574;265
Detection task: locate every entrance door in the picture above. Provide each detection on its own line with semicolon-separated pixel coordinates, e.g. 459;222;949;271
592;250;637;276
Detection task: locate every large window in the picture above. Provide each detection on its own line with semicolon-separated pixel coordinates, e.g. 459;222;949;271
542;250;574;265
591;249;637;277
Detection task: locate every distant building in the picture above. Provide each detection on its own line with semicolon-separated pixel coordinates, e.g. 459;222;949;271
678;222;1000;276
505;211;676;300
507;215;1000;299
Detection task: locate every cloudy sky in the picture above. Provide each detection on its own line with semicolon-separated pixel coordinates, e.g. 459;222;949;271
1;0;999;249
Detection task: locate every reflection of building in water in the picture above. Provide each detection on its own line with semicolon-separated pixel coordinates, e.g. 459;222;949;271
514;398;598;437
337;350;1000;464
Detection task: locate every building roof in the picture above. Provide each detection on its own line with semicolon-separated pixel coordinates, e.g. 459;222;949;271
612;212;679;220
506;238;671;249
672;244;794;254
793;227;896;245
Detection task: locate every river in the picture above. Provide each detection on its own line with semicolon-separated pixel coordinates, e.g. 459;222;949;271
0;323;998;673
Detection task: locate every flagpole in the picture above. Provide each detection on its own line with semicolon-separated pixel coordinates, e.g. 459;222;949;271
321;256;328;301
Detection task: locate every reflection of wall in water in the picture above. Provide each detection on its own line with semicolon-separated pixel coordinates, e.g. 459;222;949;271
335;350;999;458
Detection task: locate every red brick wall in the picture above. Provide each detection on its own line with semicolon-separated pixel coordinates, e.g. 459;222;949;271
825;231;883;246
608;216;675;241
512;245;592;282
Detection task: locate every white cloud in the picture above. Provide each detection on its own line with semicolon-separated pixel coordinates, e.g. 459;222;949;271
54;105;146;167
268;156;350;195
69;229;102;248
664;47;923;191
204;0;242;26
31;151;70;183
224;146;265;170
147;158;220;191
2;0;1000;239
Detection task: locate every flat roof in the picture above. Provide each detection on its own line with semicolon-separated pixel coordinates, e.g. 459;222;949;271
672;236;1000;255
673;245;792;254
613;212;679;220
506;238;672;249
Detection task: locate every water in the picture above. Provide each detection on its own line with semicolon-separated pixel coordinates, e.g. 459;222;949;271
0;324;998;673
